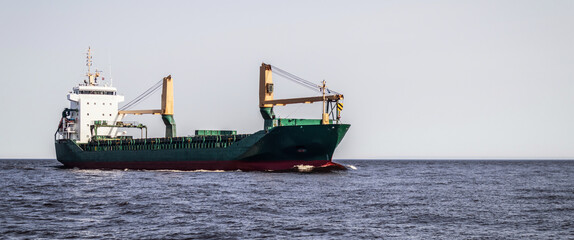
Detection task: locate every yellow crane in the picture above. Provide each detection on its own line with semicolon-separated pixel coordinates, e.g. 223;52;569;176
118;75;176;137
116;63;343;136
259;63;344;128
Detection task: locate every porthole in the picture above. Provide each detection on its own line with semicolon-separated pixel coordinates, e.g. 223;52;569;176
87;102;90;105
87;113;90;116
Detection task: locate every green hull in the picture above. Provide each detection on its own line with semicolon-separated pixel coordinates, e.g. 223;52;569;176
55;124;350;171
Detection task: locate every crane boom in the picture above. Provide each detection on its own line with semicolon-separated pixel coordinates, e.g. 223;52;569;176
261;95;343;106
259;63;344;107
118;75;176;137
117;109;162;115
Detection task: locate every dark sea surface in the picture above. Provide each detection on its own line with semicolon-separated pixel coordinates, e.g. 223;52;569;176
1;159;573;239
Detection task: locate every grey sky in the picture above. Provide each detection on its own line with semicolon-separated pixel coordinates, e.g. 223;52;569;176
1;0;573;159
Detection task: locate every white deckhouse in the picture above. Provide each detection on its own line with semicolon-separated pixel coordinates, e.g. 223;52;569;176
57;48;125;143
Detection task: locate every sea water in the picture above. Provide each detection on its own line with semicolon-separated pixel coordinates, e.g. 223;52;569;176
1;159;573;239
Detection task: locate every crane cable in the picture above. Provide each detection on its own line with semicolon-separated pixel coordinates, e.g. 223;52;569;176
119;79;163;111
119;65;341;111
270;65;342;95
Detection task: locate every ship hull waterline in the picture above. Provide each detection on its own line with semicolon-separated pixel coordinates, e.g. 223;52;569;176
55;124;350;171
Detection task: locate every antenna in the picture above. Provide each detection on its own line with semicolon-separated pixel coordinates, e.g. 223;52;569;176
108;51;113;87
109;65;113;87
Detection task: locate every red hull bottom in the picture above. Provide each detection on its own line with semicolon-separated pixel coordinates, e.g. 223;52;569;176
63;159;347;172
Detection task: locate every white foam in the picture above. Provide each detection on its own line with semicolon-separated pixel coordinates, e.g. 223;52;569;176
150;169;226;173
347;165;357;170
192;169;226;173
295;164;315;172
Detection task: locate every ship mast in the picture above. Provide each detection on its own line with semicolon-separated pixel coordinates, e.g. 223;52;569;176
85;47;100;86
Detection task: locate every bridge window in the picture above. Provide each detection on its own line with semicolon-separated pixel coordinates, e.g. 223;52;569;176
79;90;115;95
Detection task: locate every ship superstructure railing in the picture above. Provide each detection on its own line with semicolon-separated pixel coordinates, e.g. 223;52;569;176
91;121;148;139
55;108;79;141
78;134;251;152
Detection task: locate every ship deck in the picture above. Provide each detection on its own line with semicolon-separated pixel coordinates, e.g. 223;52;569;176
61;134;252;152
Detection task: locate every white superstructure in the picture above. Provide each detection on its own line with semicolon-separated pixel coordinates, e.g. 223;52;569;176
57;47;125;143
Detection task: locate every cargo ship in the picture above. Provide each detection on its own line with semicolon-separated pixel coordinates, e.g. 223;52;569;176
55;48;350;171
